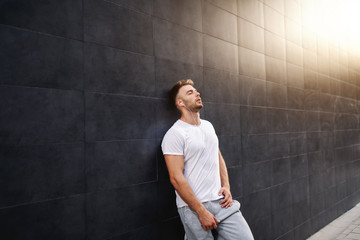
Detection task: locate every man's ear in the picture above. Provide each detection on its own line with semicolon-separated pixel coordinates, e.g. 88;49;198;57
176;99;184;107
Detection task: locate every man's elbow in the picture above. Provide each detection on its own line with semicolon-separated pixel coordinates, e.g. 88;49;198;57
169;174;182;189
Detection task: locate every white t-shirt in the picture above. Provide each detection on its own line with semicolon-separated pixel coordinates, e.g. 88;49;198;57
161;119;222;208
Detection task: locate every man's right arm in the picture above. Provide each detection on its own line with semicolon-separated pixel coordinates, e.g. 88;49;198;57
164;154;220;230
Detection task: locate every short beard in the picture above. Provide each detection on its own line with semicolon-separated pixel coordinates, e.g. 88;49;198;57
191;103;203;112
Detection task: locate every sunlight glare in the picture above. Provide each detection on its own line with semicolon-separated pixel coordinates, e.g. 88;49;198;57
305;0;360;53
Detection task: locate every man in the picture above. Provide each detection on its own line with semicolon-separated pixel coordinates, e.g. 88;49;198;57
161;79;254;240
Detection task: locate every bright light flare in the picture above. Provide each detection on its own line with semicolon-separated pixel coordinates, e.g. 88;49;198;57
304;0;360;53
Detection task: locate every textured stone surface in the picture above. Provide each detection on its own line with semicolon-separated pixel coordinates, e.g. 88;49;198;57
1;1;360;239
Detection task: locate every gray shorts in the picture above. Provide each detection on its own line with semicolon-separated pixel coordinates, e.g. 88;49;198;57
178;199;254;240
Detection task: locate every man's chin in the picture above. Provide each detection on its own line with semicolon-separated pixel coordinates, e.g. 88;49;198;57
195;104;203;111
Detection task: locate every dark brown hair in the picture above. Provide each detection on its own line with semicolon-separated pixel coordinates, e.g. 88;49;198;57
168;79;194;108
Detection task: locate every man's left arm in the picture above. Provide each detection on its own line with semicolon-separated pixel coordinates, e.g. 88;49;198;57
218;149;233;208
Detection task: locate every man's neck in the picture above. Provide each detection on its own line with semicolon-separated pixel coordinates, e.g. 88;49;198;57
180;112;201;125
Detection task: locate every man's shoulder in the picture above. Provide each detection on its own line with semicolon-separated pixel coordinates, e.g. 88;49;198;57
164;120;185;137
201;119;214;128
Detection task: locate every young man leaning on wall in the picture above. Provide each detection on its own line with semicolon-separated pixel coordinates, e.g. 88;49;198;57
161;79;254;240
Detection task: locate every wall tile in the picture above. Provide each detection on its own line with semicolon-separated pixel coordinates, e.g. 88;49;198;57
248;216;273;240
0;143;84;208
86;183;157;239
302;28;317;52
272;208;293;239
242;134;268;164
335;114;358;130
238;0;264;27
154;18;202;65
265;30;286;60
84;0;153;55
305;111;320;132
335;97;358;114
0;86;83;145
158;218;185;240
264;5;285;37
290;154;308;180
0;0;82;39
0;196;85;239
208;0;237;14
157;181;178;220
271;183;292;214
239;75;266;106
291;176;309;203
241;106;267;134
204;103;240;136
107;0;153;14
86;140;157;192
203;68;239;103
219;135;242;167
238;18;265;53
318;93;335;112
287;63;304;89
303;49;318;71
340;82;357;100
320;112;334;131
157;145;171;182
287;87;304;110
308;151;326;175
310;191;325;216
288;110;305;132
156;99;180;139
335;130;360;148
266;82;287;108
330;61;341;80
243;162;272;195
155;58;204;99
203;1;237;44
85;43;155;96
318;75;330;94
285;0;301;23
265;56;287;85
319;134;334;155
264;0;284;14
228;166;243;198
268;133;289;159
304;90;319;110
293;221;312;240
304;69;319;90
286;41;303;66
113;224;158;240
285;18;302;45
289;133;307;156
85;93;156;141
204;35;238;73
239;47;266;80
267;108;288;133
306;132;320;153
318;56;330;76
0;26;83;90
272;158;291;185
242;189;271;220
153;0;201;31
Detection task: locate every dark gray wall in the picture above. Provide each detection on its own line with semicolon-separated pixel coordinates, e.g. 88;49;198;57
1;0;360;239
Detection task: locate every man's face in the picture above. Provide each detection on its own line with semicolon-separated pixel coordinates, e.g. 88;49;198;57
177;85;203;112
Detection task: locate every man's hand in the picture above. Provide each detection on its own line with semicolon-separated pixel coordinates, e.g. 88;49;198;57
218;187;233;208
197;209;220;231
